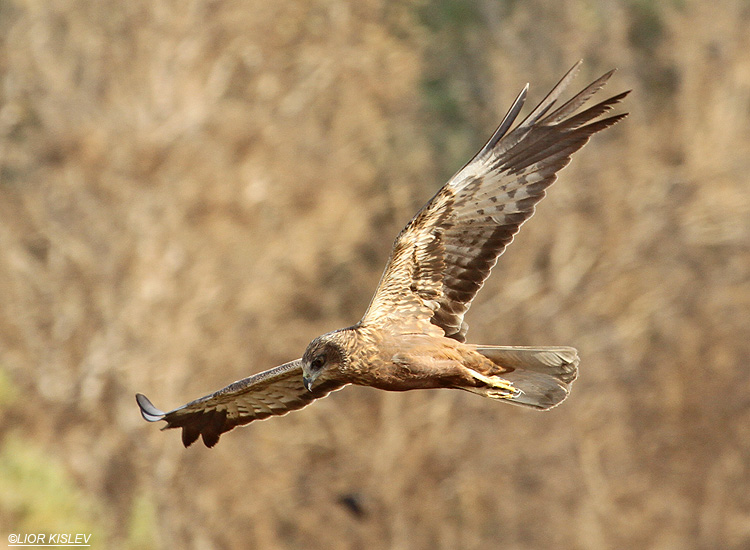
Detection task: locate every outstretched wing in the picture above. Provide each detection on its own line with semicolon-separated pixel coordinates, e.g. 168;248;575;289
361;62;628;341
135;360;345;448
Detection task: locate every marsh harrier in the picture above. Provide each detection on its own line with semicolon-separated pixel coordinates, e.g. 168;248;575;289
136;62;628;447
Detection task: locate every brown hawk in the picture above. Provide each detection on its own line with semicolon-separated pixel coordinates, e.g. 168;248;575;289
136;62;628;447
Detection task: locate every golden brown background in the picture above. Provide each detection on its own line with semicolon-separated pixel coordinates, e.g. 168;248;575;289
1;0;749;548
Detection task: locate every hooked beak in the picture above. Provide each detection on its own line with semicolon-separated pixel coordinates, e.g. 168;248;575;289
303;373;314;392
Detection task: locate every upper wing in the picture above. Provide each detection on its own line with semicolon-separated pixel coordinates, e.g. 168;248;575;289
135;359;345;448
361;62;629;340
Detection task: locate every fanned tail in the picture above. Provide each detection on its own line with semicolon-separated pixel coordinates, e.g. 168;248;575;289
474;345;579;410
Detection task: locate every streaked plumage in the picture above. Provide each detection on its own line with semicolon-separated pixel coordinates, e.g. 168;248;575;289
136;62;628;448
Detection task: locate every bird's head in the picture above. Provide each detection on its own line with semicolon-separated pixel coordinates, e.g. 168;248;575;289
301;332;349;391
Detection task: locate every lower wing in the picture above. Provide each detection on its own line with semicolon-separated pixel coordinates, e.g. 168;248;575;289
135;359;346;448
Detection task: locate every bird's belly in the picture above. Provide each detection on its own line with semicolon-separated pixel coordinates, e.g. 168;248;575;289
356;353;476;392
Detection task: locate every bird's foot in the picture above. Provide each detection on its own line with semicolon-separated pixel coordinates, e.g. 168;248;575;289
469;371;523;400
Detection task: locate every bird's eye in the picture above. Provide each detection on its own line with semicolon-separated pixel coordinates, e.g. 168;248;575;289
311;356;325;370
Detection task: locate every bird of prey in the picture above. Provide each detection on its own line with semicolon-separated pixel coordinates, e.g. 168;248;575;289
136;62;628;448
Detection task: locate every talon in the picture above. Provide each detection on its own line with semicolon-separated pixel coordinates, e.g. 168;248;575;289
470;371;522;399
487;385;522;400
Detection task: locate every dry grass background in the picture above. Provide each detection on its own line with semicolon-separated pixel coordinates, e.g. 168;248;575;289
0;0;749;548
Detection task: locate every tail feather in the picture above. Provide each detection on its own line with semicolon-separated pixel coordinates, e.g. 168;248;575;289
473;345;579;410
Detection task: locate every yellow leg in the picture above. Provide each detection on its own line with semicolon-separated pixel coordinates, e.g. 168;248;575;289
469;371;523;400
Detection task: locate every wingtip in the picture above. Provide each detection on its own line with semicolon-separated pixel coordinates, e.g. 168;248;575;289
476;83;529;158
564;59;584;81
135;393;166;422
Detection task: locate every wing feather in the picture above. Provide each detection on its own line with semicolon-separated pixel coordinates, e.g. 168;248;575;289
135;359;345;448
361;64;629;340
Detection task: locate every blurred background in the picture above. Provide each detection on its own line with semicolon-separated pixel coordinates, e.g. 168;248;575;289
1;0;749;548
